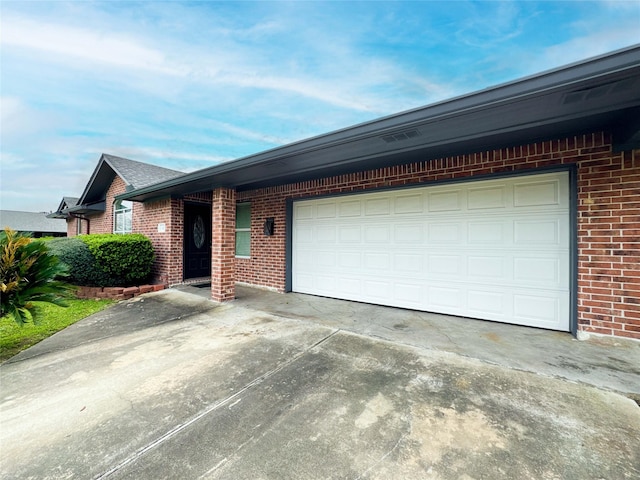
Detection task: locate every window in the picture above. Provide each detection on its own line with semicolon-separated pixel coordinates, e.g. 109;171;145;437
113;200;133;234
235;203;251;257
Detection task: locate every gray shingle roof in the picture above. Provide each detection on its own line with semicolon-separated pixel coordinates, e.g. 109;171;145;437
62;197;79;208
102;154;184;189
0;210;67;234
69;154;185;208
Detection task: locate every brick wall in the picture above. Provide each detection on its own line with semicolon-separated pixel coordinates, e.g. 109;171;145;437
211;188;236;301
135;197;183;286
236;132;639;340
66;217;78;236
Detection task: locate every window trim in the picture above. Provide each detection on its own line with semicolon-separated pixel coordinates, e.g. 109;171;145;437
113;199;133;234
235;202;251;258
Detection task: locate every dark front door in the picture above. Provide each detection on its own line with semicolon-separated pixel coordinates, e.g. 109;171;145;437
184;203;212;279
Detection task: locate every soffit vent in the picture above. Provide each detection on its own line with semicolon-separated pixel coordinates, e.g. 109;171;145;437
562;77;638;105
381;129;421;144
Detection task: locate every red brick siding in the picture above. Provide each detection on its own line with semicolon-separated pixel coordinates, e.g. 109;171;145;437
236;132;640;340
66;217;78;236
211;188;236;301
135;197;183;286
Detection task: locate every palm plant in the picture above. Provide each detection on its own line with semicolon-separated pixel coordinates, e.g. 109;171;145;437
0;228;74;325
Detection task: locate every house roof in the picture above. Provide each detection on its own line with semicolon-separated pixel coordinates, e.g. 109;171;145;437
1;210;67;234
47;197;79;219
79;154;184;205
55;154;184;216
119;44;640;203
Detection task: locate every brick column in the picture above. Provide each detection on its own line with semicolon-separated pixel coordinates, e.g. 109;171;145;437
211;187;236;302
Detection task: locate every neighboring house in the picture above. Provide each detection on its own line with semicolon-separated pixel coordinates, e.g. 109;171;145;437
48;197;80;234
0;210;67;237
56;46;640;341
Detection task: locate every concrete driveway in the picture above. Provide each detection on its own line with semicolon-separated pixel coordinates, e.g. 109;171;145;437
1;286;639;479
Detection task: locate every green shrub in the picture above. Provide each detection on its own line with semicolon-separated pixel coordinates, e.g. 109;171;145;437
47;237;114;287
0;229;74;325
79;234;154;286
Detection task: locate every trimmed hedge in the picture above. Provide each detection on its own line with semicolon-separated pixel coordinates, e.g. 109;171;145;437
47;234;155;287
80;234;154;286
47;237;111;286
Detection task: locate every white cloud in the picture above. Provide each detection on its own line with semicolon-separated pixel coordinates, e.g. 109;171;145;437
2;16;185;76
537;23;640;70
0;96;65;144
0;10;451;115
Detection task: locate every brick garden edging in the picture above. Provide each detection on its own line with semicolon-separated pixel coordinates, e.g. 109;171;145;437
74;284;166;300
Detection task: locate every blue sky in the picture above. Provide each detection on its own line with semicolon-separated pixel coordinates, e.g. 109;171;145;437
1;1;639;212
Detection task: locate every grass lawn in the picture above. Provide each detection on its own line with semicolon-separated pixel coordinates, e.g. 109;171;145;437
0;299;114;362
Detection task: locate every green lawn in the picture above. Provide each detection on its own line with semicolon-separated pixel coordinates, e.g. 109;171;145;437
0;299;114;362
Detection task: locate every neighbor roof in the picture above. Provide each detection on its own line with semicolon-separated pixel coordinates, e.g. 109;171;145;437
0;210;67;234
119;45;640;203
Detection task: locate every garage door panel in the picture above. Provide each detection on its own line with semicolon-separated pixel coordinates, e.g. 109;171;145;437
468;185;507;210
468;222;506;244
468;255;506;279
394;283;424;305
395;194;424;214
316;203;337;218
296;225;314;243
428;190;462;212
337;225;361;242
338;252;361;268
315;226;337;243
293;172;570;331
394;224;423;243
316;251;336;267
428;223;461;243
429;285;464;310
339;200;361;217
467;290;505;315
514;179;561;207
514;257;559;283
364;279;391;298
394;253;423;273
364;252;391;270
365;198;391;216
336;277;360;296
428;254;462;276
364;225;390;243
514;219;561;245
513;293;564;329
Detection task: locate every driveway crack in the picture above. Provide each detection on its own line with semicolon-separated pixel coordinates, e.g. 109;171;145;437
93;328;341;479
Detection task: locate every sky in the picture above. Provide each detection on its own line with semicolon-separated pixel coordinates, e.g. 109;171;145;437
1;1;639;213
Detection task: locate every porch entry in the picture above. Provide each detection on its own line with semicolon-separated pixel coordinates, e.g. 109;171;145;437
184;202;212;279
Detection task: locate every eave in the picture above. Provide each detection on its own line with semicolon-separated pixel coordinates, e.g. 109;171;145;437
119;45;640;203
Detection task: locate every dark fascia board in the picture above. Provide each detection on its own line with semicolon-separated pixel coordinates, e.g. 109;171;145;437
119;44;640;203
77;154;121;206
65;202;106;215
46;212;68;219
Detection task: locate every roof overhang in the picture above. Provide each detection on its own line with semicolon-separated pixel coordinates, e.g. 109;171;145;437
120;45;640;203
65;202;106;215
46;212;68;219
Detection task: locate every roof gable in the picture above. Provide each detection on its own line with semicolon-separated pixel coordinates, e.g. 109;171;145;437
79;154;184;207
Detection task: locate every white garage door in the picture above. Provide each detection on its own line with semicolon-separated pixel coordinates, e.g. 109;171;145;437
292;172;570;331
